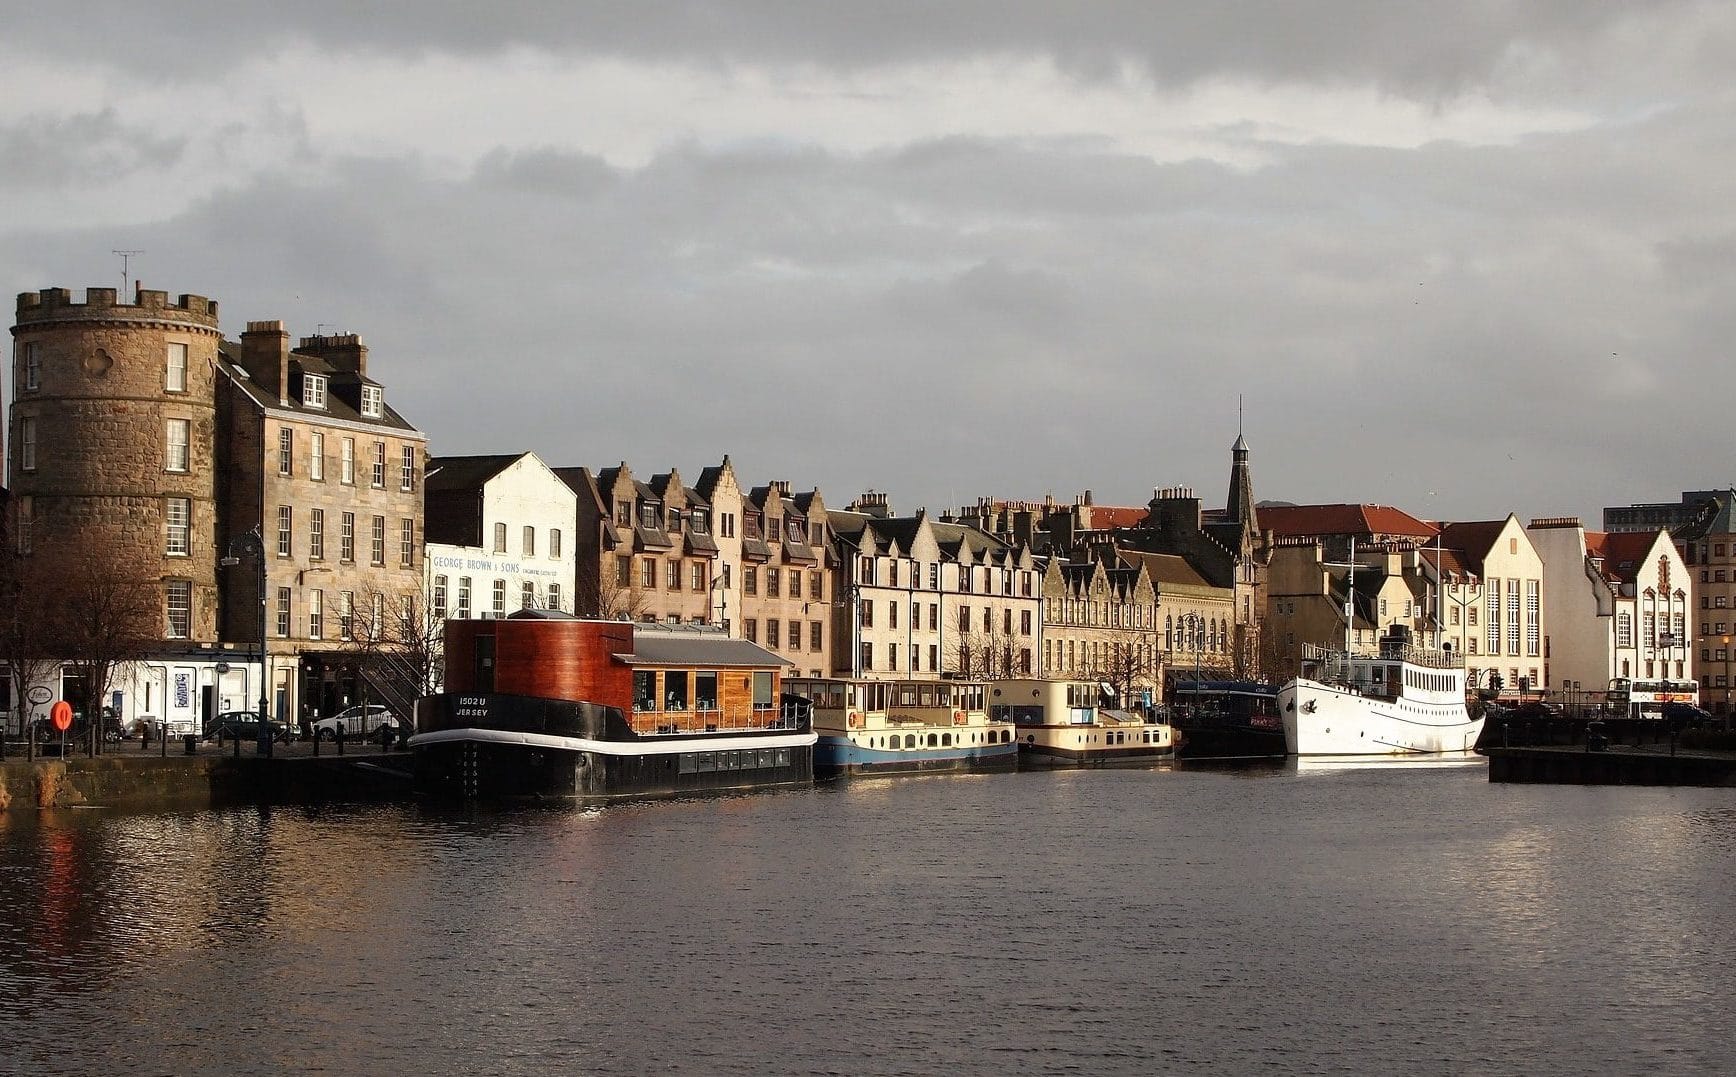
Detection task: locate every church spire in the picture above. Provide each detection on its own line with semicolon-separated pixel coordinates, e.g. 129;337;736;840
1225;423;1257;543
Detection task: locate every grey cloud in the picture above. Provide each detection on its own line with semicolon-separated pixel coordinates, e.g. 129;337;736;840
0;110;186;188
21;2;1736;99
7;85;1736;525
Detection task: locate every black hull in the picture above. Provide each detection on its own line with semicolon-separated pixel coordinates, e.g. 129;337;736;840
414;738;813;801
1172;723;1288;760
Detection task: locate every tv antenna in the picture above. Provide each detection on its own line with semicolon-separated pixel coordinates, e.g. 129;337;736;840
112;250;145;296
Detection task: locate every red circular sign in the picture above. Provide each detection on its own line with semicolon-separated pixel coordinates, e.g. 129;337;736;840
50;701;73;732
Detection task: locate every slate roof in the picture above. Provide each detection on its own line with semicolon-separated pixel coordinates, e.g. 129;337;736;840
217;341;419;434
1675;490;1736;541
616;628;791;669
424;454;526;547
425;454;521;493
1119;550;1211;589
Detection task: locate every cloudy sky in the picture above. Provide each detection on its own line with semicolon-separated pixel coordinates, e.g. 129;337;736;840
5;3;1733;525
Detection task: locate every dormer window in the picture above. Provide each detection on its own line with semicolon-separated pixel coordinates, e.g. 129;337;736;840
303;374;327;409
360;384;383;417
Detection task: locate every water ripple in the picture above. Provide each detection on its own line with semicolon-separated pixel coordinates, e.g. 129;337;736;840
1;768;1733;1075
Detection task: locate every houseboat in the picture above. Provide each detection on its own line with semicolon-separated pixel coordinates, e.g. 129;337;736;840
409;612;815;801
988;679;1178;767
1169;680;1286;759
789;676;1018;776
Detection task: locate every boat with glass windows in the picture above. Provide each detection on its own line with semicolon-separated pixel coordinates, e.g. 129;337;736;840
789;677;1018;776
987;678;1178;766
409;612;815;800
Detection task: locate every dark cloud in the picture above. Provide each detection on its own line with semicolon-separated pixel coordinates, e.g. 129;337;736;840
12;2;1732;99
0;110;186;188
6;8;1736;526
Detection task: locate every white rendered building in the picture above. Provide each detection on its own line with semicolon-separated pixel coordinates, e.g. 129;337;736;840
424;453;577;628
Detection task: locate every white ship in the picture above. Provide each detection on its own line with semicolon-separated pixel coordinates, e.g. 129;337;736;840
1279;632;1482;756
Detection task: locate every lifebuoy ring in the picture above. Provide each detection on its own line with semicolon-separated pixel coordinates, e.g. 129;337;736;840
952;710;966;726
848;713;862;728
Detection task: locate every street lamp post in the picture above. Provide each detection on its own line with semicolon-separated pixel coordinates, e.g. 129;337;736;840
221;527;272;758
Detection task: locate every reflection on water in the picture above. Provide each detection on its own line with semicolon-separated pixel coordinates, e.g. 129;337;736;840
2;769;1733;1076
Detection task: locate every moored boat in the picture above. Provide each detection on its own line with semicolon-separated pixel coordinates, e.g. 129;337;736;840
988;678;1178;767
1279;631;1482;756
791;677;1018;776
1169;679;1286;759
409;612;815;801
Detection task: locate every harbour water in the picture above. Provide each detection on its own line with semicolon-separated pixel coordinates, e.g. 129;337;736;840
2;762;1733;1076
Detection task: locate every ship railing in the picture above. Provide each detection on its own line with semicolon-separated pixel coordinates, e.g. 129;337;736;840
1300;641;1465;670
634;701;809;735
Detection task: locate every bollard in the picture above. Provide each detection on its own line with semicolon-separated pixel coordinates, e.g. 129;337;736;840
313;729;320;757
232;728;241;759
336;724;345;756
184;733;195;755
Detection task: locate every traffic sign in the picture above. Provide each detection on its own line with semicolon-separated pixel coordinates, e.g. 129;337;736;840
49;701;73;732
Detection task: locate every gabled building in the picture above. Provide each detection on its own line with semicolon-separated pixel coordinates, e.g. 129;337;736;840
1426;515;1545;696
960;435;1268;678
424;452;576;621
830;494;1041;680
1039;554;1159;703
564;460;721;627
740;481;832;678
1674;492;1736;714
1526;518;1690;704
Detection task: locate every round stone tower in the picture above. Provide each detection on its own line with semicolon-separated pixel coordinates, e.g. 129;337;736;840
9;286;223;642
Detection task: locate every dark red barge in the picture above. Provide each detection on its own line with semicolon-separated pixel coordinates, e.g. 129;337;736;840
409;611;815;801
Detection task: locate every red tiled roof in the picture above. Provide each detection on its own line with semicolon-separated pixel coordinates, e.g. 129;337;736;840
1589;530;1663;585
1084;505;1150;530
1257;503;1438;541
1420;546;1473;579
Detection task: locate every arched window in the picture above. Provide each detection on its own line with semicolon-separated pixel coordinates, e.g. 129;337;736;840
941;733;952;746
905;734;917;749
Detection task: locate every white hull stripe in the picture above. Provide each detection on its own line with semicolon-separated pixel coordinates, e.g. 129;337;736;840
408;727;818;756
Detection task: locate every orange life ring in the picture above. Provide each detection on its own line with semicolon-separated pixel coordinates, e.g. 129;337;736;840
848;713;862;728
952;710;966;726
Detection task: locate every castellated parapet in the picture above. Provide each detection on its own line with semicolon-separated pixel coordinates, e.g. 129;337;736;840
9;286;223;643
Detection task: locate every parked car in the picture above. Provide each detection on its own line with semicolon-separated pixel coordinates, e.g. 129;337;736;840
312;705;400;743
203;711;292;743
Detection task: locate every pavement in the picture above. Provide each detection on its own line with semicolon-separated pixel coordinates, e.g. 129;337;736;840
1;735;411;764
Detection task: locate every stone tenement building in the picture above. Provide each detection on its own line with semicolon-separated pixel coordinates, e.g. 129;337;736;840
219;323;427;723
5;285;426;734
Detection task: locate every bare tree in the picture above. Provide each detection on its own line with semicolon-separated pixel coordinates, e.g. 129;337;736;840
51;552;158;754
374;585;445;700
951;626;1023;680
335;587;423;726
0;549;62;752
1098;628;1161;707
575;555;652;619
